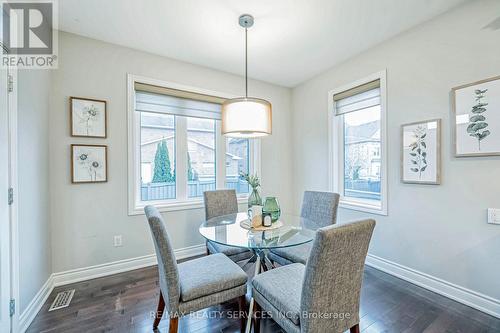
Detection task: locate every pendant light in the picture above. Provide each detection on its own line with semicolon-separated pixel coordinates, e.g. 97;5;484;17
221;14;272;138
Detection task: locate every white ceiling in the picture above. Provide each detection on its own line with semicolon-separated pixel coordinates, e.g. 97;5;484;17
59;0;467;87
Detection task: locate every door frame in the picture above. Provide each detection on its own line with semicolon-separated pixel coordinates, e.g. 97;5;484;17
0;64;20;333
8;65;20;333
1;4;20;331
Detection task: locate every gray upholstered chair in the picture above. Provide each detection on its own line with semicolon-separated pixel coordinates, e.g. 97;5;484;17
268;191;340;265
203;189;252;262
252;219;375;333
145;205;248;332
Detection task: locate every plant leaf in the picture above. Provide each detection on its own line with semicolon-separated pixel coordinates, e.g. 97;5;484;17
479;130;490;140
469;115;486;122
471;107;487;114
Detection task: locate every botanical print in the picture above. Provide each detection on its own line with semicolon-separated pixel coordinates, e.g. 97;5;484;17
467;89;489;150
71;97;106;137
408;125;427;179
72;145;107;183
453;76;500;156
402;120;440;184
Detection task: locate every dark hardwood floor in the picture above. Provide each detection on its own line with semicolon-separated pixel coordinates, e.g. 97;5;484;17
27;259;500;333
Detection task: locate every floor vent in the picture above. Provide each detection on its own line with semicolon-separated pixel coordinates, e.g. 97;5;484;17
48;289;75;311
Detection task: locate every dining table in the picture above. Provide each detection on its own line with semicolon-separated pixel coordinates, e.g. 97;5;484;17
199;212;316;333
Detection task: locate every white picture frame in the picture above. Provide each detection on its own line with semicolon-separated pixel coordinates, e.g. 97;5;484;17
401;119;441;185
71;144;108;183
452;75;500;157
70;97;107;138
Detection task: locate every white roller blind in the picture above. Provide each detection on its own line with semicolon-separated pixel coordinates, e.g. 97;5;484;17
334;80;380;115
135;86;223;120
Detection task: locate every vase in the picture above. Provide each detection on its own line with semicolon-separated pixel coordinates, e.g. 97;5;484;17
263;197;281;222
248;187;262;208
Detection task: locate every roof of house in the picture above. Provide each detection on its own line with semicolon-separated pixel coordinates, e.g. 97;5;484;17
345;120;380;145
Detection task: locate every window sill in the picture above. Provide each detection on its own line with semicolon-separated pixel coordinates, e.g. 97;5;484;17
339;199;387;216
128;196;249;216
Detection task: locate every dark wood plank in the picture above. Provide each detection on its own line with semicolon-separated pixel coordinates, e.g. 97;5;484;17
26;261;500;333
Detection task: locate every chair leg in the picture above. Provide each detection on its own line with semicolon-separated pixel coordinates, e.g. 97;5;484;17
350;323;360;333
253;300;261;333
237;295;246;333
169;317;179;333
153;292;165;329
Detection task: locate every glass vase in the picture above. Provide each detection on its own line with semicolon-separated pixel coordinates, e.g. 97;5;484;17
248;187;262;208
263;197;281;222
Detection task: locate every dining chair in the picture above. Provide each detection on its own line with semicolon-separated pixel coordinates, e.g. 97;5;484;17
145;205;248;332
268;191;340;265
252;219;376;333
203;189;252;262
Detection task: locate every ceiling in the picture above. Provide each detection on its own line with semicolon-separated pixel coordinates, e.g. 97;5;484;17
59;0;468;87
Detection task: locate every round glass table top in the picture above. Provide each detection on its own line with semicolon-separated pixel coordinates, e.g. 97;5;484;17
199;212;316;250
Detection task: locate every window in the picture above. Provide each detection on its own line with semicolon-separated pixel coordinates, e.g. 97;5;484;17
128;76;259;214
140;112;176;201
329;71;387;215
187;117;216;198
226;138;250;194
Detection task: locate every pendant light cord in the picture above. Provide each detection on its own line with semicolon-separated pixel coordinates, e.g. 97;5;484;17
245;27;248;98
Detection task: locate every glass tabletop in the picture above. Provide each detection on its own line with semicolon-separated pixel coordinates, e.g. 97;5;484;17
199;212;316;250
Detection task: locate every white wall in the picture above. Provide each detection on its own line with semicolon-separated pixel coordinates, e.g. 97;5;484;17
291;0;500;301
18;70;52;312
49;32;293;273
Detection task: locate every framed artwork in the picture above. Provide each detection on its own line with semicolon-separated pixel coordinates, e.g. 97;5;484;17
452;75;500;157
401;119;441;185
70;97;107;138
71;144;108;183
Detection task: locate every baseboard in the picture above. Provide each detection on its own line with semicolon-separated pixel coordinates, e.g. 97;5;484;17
19;275;54;333
52;243;206;287
366;253;500;319
19;243;206;332
174;243;207;261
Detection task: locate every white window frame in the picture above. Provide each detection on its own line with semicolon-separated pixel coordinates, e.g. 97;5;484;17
127;74;261;215
328;70;388;216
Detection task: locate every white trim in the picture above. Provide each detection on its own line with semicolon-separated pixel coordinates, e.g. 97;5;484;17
19;276;54;333
51;254;158;287
366;254;500;319
173;243;207;261
328;70;388;216
52;244;206;287
127;74;260;215
0;61;14;333
128;196;249;216
19;244;206;332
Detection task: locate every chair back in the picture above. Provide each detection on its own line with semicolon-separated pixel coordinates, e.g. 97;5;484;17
203;189;238;220
144;205;180;314
300;191;340;230
300;219;376;333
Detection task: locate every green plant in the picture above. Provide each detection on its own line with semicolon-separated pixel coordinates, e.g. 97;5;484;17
239;172;260;189
467;89;490;150
409;125;427;179
152;139;174;183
